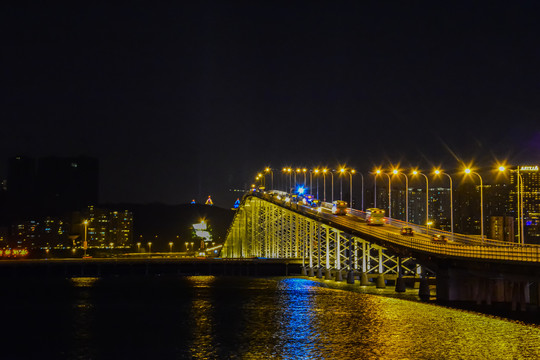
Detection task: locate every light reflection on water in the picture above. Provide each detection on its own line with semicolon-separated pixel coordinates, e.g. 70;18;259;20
1;276;540;359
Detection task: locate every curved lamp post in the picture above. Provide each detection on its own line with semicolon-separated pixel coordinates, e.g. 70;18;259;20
434;169;454;239
464;168;484;242
314;169;320;199
265;167;273;190
393;169;409;224
376;169;392;218
340;168;355;210
412;170;429;226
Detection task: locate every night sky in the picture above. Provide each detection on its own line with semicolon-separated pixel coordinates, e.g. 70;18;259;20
2;1;540;208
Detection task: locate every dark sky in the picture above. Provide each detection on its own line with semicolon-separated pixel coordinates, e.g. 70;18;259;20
2;1;540;208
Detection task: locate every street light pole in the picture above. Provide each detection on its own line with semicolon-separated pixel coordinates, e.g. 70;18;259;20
330;171;334;202
265;167;273;190
314;169;320;199
413;171;429;226
340;172;343;201
322;169;327;202
358;172;364;211
309;170;313;195
393;170;409;224
83;220;88;258
434;170;453;239
377;170;392;218
465;168;484;242
373;171;377;208
340;168;354;210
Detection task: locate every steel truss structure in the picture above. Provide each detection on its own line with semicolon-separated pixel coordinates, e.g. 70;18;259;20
222;196;416;275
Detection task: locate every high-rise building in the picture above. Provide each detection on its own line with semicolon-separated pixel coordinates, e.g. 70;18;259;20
509;166;540;244
37;156;99;216
5;156;99;219
81;206;133;248
490;216;514;242
6;157;37;220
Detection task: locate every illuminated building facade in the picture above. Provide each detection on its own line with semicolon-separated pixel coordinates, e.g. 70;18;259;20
408;187;452;230
509;166;540;244
489;216;514;242
81;206;133;248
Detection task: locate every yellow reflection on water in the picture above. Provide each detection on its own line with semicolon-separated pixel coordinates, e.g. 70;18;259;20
303;279;540;359
70;277;99;287
186;276;217;359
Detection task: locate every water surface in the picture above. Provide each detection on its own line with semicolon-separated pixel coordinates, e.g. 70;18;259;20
1;276;539;359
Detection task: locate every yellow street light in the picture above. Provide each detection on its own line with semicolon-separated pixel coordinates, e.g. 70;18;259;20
83;220;88;257
433;169;454;238
463;168;484;241
412;170;429;226
392;169;409;223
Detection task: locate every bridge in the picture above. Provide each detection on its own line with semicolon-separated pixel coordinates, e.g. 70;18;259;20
222;190;540;311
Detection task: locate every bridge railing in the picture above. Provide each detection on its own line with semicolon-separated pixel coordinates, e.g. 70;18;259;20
360;225;540;263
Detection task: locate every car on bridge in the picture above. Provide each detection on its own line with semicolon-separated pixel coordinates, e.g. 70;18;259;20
432;234;448;243
401;227;414;236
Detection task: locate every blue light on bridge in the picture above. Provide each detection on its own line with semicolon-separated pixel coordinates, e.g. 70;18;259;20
297;186;305;195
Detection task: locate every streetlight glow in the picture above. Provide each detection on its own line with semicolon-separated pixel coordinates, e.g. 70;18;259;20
463;167;484;241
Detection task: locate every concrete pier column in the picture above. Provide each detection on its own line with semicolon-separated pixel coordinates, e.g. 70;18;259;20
308;267;315;277
486;279;493;306
316;267;323;279
376;274;386;288
395;276;406;292
301;267;307;276
360;272;369;286
419;277;430;300
475;278;486;305
512;281;528;312
512;281;519;311
347;270;355;284
334;269;343;282
324;268;332;280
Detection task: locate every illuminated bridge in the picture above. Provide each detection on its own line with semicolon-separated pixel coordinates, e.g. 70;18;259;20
222;191;540;311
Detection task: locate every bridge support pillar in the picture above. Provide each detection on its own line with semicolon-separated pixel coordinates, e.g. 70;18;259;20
301;267;307;276
316;267;323;279
346;270;355;284
308;267;315;277
376;274;386;288
334;269;343;282
395;276;406;292
419;277;430;300
360;272;369;286
511;281;528;312
324;268;332;280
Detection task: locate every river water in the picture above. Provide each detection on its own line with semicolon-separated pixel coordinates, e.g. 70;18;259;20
2;276;540;359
